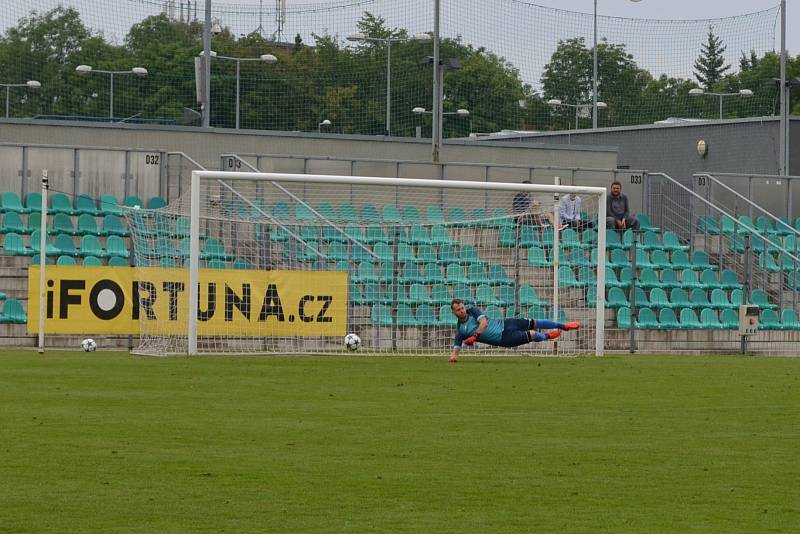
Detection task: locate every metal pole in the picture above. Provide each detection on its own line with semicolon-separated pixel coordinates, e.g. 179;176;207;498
779;0;787;175
386;40;391;136
431;0;441;161
37;170;48;354
719;95;723;120
235;58;240;129
629;231;637;353
592;0;598;129
109;72;114;120
188;170;201;354
202;0;212;128
5;86;9;118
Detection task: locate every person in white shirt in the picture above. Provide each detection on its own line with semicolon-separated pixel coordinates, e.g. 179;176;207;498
559;193;588;229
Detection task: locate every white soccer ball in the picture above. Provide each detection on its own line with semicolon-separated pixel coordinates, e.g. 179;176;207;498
344;333;361;351
81;338;97;352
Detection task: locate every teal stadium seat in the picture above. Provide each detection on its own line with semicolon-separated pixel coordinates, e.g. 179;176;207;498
4;233;33;256
636;213;658;232
77;214;103;236
689;288;711;309
679;308;703;329
106;236;129;259
700;308;725;329
83;256;103;266
662;231;688;251
0;212;26;234
415;304;438;326
371;304;394;326
649;288;670;309
750;289;776;309
108;256;129;267
1;192;28;213
50;193;76;215
99;194;122;216
79;235;107;258
720;308;739;329
759;309;781;330
30;230;59;256
669;288;691;310
25;212;42;235
0;298;26;324
606;287;629;308
76;193;101;216
617;307;632;329
147;196;167;210
658;308;680;329
124;195;145;209
780;309;800;330
56;255;77;266
54;234;78;257
25;192;41;213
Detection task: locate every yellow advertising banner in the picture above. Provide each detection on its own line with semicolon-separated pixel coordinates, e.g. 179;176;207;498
28;266;348;336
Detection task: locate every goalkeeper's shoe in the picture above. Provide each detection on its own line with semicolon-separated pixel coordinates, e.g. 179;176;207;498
546;329;561;340
562;321;581;331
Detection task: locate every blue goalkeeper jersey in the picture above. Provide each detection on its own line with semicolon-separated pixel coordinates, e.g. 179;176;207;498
453;306;504;348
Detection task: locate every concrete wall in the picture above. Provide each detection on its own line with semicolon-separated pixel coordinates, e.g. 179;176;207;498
0;119;618;172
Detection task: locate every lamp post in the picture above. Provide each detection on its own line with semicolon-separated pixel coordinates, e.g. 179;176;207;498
688;88;753;119
413;106;469;136
201;51;278;129
347;32;431;136
548;99;607;130
1;80;40;118
318;119;331;133
593;0;642;129
75;65;148;120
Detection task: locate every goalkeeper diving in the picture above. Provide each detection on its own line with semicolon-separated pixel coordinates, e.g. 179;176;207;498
448;299;580;363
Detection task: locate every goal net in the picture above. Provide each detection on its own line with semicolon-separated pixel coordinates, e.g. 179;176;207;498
125;172;607;356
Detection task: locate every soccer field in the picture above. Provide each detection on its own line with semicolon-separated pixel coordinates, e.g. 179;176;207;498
1;351;798;533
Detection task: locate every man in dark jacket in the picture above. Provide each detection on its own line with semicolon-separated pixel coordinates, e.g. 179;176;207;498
606;181;640;231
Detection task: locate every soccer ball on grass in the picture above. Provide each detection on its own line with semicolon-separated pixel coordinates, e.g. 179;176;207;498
81;338;97;352
344;333;361;351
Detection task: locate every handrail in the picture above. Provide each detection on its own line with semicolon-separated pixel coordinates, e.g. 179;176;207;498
167;151;206;171
649;172;800;264
694;172;799;239
219;154;378;261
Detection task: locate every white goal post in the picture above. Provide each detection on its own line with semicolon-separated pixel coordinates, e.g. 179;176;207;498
181;171;607;355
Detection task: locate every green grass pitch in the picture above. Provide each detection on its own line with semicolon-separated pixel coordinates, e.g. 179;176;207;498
1;350;798;532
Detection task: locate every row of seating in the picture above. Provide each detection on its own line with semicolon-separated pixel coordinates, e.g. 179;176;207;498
0;213;129;237
698;214;800;237
30;255;129;267
350;282;547;307
0;298;26;324
4;233;129;259
607;287;767;311
284;241;488;265
617;306;800;330
368;303;568;327
0;191;165;215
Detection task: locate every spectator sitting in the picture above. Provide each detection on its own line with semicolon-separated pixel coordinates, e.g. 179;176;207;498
559;192;592;230
606;181;640;231
512;180;532;216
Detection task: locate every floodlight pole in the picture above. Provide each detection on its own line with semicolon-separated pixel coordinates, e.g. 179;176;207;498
432;0;441;162
592;0;598;129
202;0;212;128
779;0;787;175
38;170;48;354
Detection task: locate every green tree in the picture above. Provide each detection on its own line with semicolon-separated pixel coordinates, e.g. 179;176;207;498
693;27;731;90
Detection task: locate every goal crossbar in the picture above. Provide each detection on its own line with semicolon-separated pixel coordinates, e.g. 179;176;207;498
187;170;607;356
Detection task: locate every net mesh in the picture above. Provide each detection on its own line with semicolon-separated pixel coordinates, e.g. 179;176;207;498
0;0;780;133
126;174;604;356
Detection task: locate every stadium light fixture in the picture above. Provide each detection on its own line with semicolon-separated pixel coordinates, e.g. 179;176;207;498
548;98;607;130
346;32;433;136
74;65;148;120
318;119;332;133
412;107;469;117
204;52;279;129
1;79;41;118
689;87;754;119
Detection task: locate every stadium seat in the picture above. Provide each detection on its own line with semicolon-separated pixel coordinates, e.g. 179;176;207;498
25;212;42;235
636;213;659;232
488;264;512;286
636;308;659;329
108;256;128;267
415;304;438;326
671;250;693;270
491;208;513;228
452;283;473;302
399;283;431;305
779;309;800;330
616;307;632;329
79;235;106;258
459;244;484;265
421;262;445;284
607;248;630;268
371;304;394;326
634;249;655;269
759;309;781;330
696;215;720;235
680;269;703;289
730;289;744;308
558;266;582;288
736;215;756;235
402;205;423;225
445;263;468;284
78;214;103;236
689;288;711;309
83;256;103;266
629;286;649;308
679;308;703;329
476;284;500;306
658;308;680;329
527;247;549;267
669;288;691;310
720;308;739;329
364;226;388;245
24;192;42;213
426;206;446;225
640;231;661;250
356;205;379;224
352;261;378;284
30;230;59;256
0;212;27;234
466;263;486;284
1;192;28;213
50;193;76;215
690;250;715;270
406;226;433;245
485;305;504;319
56;255;77;266
124;195;145;209
659;269;680;289
758;252;780;273
0;298;26;324
49;213;75;236
327;242;349;262
496;285;515;307
106;236;129;259
75;193;101;216
470;208;490;227
719;269;742;290
54;234;78;257
700;308;724;329
662;231;688;251
430;283;452;305
438;244;459;264
437;304;455;326
97;194;122;216
604;268;624;288
203;238;234;261
649;288;670;309
396;304;418;326
518;285;545;307
447;207;468;226
430;226;455;246
560;228;583;249
774;216;793;236
710;288;735;309
606;287;628;308
650;249;671;269
381;205;402;224
398;243;420;263
750;289;776;309
3;233;34;256
147;196;167;210
335;203;357;224
780;252;799;272
30;254;54;265
700;269;723;289
605;229;624;249
638;268;662;289
720;215;736;235
618;267;633;288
